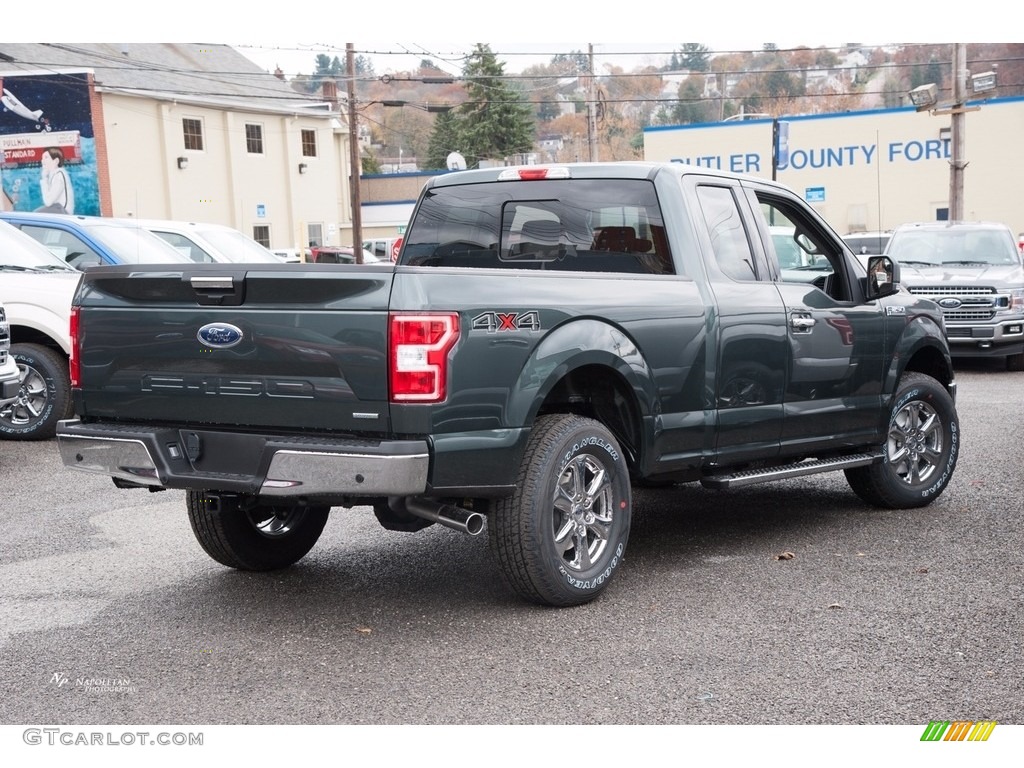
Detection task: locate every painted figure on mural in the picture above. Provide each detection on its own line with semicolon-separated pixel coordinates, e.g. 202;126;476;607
36;147;74;214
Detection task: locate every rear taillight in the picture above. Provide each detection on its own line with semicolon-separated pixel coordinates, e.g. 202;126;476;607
389;313;459;402
69;305;80;388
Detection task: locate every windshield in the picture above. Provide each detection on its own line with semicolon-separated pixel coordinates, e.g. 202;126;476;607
0;222;78;271
198;227;282;263
887;226;1020;266
87;223;194;264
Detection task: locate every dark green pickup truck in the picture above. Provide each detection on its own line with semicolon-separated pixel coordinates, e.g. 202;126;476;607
57;162;960;606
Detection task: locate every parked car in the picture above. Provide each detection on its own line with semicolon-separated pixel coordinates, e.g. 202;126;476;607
0;211;192;269
887;221;1024;370
270;248;306;263
309;245;380;264
130;218;282;264
0;301;20;410
363;237;403;262
0;220;80;438
842;231;892;256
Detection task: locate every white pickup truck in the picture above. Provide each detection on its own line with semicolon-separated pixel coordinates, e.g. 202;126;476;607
888;221;1024;371
0;221;80;439
0;301;20;409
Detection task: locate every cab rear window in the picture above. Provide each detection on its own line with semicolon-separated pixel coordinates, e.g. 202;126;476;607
401;179;673;274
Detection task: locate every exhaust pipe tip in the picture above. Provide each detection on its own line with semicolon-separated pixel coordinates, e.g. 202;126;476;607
393;497;485;536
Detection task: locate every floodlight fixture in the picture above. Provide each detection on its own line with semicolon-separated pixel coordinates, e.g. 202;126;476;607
909;83;938;111
971;70;997;94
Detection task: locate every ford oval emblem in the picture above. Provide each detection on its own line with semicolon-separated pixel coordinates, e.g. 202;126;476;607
937;298;963;309
197;322;244;348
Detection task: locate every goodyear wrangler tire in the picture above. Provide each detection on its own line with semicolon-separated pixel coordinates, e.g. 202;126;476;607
490;414;631;607
845;372;959;508
0;343;72;440
186;491;329;571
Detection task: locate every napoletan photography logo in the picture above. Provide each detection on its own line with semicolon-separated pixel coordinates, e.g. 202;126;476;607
50;671;138;694
921;720;997;742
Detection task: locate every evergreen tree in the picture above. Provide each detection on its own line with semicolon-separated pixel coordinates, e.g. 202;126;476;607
679;44;711;72
425;109;463;170
309;54;344;94
361;151;382;175
454;44;534;167
671;77;717;124
355;55;375;77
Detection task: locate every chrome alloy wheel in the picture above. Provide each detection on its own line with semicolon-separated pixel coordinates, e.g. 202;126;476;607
888;399;943;486
552;454;615;572
1;361;46;427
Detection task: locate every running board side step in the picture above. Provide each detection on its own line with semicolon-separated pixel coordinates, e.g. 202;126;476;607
701;452;883;489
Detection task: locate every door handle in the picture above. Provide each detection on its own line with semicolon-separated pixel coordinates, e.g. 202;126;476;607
790;314;816;332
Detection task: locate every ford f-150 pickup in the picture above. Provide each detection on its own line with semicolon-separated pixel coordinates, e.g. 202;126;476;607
55;162;960;606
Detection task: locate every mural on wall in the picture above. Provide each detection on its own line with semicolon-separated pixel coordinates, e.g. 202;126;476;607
0;72;99;215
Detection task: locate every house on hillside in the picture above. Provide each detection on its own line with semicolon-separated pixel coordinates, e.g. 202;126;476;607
0;42;357;251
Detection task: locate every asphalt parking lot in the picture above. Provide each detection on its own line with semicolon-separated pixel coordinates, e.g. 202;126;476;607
0;362;1020;734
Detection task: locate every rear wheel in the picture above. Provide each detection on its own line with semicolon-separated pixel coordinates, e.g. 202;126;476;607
0;343;72;440
845;372;959;508
186;491;329;570
490;414;631;607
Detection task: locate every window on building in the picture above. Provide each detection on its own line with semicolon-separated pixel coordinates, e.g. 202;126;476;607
307;223;323;248
245;123;264;154
252;225;270;248
182;118;204;151
301;129;317;157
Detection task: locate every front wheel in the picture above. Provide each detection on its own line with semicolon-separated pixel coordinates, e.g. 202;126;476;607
186;491;329;570
489;414;632;607
845;372;959;508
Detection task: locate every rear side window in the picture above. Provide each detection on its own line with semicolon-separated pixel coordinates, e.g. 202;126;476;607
402;178;673;274
19;224;104;267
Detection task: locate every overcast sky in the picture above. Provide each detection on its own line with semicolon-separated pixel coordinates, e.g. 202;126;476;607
14;1;989;77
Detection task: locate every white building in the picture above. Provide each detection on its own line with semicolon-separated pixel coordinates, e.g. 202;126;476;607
0;43;357;252
643;96;1024;237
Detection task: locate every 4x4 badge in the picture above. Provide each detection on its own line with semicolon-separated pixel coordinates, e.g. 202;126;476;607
472;311;541;333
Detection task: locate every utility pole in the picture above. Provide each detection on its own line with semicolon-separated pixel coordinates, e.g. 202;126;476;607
346;43;363;260
949;43;968;222
587;44;599;162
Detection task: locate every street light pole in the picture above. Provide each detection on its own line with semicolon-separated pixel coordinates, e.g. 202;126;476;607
346;43;363;260
949;43;968;222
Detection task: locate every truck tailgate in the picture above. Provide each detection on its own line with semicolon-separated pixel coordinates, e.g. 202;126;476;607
73;264;394;433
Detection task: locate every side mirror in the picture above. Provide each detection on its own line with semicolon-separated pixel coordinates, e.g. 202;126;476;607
865;255;900;300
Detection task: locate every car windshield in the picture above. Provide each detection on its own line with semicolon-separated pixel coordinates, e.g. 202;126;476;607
87;223;194;264
887;226;1020;266
197;227;282;263
0;221;78;271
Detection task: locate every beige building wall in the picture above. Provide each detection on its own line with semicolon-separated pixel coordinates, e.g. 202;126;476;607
101;93;351;250
643;98;1024;237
